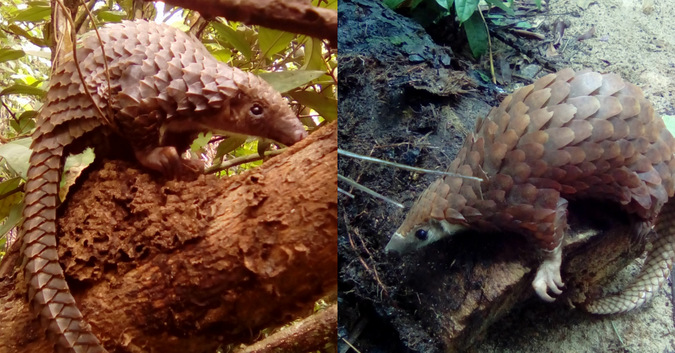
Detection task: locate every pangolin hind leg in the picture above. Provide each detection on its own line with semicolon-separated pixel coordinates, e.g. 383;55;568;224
584;200;675;314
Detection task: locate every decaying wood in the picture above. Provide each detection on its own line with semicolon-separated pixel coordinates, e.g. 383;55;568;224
383;201;651;352
0;122;337;353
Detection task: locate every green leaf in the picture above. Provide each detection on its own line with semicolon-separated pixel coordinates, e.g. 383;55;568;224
10;111;37;135
0;177;23;220
12;3;51;22
258;27;294;59
455;0;480;22
0;202;23;240
302;38;325;71
435;0;454;10
258;70;325;93
664;115;675;137
383;0;407;8
96;10;126;23
464;11;488;58
8;24;47;47
485;0;514;15
209;48;232;64
289;90;337;122
211;22;252;60
0;48;25;63
215;136;248;161
61;148;95;200
0;138;32;179
190;131;213;152
0;84;45;98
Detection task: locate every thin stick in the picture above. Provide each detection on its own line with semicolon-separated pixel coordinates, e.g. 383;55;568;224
338;174;404;208
338;149;482;181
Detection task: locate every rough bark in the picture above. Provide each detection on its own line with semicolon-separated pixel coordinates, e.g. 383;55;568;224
152;0;337;44
0;122;337;353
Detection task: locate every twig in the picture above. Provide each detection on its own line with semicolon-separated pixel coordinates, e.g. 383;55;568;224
338;174;404;209
232;304;337;353
338;149;482;181
205;149;285;174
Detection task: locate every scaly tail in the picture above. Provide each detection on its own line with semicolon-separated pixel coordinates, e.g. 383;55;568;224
21;143;107;353
585;200;675;314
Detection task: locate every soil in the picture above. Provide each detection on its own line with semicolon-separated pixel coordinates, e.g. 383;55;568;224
338;0;675;352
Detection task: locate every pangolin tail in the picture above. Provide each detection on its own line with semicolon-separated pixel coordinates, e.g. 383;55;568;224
21;144;107;353
584;199;675;314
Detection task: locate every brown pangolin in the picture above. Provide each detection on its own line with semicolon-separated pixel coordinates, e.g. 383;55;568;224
21;20;307;353
386;68;675;313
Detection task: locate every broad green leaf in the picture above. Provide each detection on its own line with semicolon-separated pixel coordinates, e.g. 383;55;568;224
96;10;126;23
0;48;25;63
258;70;325;93
12;4;51;22
302;38;325;71
211;22;252;60
215;136;248;161
0;138;32;179
664;115;675;137
485;0;514;15
190;131;213;152
0;177;23;220
8;24;47;47
61;148;95;200
0;202;23;240
10;111;37;135
383;0;406;8
258;27;294;59
0;84;45;98
289;90;337;122
209;48;232;64
464;11;488;57
435;0;454;10
455;0;480;22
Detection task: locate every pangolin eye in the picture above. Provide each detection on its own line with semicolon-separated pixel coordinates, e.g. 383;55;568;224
414;229;428;241
250;103;264;117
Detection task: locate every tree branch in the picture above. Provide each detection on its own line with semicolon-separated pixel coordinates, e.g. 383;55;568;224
0;122;337;353
151;0;337;44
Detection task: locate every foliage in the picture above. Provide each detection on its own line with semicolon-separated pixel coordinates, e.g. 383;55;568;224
384;0;521;58
0;0;337;251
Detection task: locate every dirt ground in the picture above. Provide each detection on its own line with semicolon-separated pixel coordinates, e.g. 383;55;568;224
338;0;675;352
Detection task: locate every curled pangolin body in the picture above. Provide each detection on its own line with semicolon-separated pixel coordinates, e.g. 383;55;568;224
390;68;675;313
22;20;306;353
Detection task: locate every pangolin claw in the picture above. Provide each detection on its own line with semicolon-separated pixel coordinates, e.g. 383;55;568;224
532;246;564;302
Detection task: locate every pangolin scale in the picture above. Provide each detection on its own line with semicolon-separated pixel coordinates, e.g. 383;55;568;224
21;20;306;353
386;68;675;313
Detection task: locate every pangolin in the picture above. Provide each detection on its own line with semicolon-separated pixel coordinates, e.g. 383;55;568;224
386;68;675;313
21;20;307;353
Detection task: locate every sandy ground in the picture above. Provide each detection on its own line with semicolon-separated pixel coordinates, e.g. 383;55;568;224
475;0;675;352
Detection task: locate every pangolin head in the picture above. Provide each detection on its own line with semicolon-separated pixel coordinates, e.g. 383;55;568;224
217;71;307;146
386;178;468;254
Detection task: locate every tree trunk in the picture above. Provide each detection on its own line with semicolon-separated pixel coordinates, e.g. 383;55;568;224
0;122;337;353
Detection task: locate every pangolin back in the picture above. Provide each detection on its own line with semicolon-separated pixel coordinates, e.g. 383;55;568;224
22;20;306;353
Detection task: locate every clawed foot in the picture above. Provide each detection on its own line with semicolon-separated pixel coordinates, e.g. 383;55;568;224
532;246;564;302
135;146;203;179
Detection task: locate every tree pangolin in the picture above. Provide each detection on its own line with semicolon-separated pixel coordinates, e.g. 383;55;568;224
386;68;675;313
21;20;307;353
